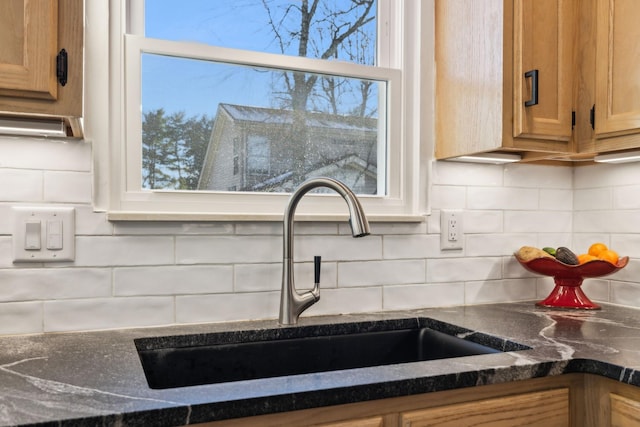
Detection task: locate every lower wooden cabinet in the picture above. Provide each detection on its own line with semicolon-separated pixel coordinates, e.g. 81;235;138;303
314;416;385;427
583;374;640;427
190;374;640;427
194;375;580;427
400;388;568;427
610;394;640;427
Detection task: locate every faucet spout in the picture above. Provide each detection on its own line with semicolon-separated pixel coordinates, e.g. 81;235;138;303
279;177;370;325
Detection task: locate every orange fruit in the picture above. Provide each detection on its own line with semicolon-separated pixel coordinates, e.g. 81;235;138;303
588;242;608;257
577;253;598;264
598;249;619;265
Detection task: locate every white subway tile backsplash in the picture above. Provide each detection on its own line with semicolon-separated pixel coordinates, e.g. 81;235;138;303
432;161;503;186
575;163;640;188
427;257;502;283
0;137;90;171
537;233;572;249
504;164;572;189
74;205;114;236
467;187;539;210
5;150;640;335
574;211;639;234
234;261;337;292
383;282;464;310
430;185;466;210
0;237;13;268
176;292;279;323
535;277;555;299
610;235;640;258
0;302;43;334
234;263;281;292
574;188;612;211
369;221;428;236
75;236;175;266
503;256;537;279
176;236;280;264
613;185;640;209
43;297;174;332
383;234;440;260
294;235;382;261
539;189;573;211
0;205;13;234
304;287;382;316
234;222;281;235
464;211;503;234
114;265;233;296
0;268;111;301
465;233;537;257
465;278;537;305
114;221;234;236
504;211;571;233
610;281;640;309
0;170;43;202
43;171;92;203
338;260;425;287
607;258;640;282
581;278;609;303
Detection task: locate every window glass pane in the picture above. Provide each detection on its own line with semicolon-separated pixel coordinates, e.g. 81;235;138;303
141;54;384;195
247;135;271;175
144;1;377;65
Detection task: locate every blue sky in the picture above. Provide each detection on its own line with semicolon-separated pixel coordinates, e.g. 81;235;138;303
141;1;378;118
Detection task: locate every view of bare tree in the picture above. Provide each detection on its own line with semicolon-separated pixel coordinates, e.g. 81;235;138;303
142;1;378;191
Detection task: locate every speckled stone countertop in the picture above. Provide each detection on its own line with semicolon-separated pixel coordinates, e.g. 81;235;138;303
2;301;640;426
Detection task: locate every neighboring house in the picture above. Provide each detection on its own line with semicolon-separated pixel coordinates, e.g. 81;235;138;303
197;103;379;194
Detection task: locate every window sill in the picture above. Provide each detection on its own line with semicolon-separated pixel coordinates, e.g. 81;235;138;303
105;211;427;223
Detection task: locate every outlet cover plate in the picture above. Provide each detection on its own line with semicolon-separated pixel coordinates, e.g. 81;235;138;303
440;209;464;250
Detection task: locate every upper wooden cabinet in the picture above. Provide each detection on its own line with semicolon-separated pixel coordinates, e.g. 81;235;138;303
0;0;83;136
578;0;640;154
594;0;640;138
435;0;577;161
513;0;576;143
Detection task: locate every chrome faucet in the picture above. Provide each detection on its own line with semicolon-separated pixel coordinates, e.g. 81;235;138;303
279;177;370;325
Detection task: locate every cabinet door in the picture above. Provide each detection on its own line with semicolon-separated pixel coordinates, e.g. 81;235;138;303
0;0;59;100
594;0;640;137
610;393;640;427
0;0;83;134
513;0;575;141
313;417;384;427
400;388;569;427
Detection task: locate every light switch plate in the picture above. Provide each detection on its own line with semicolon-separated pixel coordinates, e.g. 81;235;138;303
12;207;75;262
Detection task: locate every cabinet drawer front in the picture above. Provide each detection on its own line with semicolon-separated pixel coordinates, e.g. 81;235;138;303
400;388;569;427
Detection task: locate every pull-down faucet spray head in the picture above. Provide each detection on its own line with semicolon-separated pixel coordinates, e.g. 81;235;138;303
279;177;370;325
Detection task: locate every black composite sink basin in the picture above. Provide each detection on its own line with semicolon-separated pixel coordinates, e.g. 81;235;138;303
135;318;528;389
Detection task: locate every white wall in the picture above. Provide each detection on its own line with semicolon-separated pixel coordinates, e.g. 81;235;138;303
0;136;637;335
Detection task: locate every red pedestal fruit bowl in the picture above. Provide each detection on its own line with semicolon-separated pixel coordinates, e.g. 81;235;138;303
515;254;629;309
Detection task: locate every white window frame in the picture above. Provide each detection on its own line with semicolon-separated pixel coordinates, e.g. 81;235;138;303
85;1;432;222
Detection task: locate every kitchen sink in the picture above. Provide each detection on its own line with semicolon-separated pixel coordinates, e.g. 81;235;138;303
135;318;528;389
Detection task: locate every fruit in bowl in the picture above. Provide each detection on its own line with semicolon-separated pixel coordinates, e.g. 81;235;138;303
516;243;621;266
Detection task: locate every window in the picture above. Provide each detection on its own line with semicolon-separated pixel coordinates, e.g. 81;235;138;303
87;1;430;220
247;135;271;176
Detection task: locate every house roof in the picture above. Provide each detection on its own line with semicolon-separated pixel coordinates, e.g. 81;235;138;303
249;154;376;191
219;103;377;132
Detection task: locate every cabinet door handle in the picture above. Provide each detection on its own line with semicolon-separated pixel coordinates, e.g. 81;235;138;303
524;69;539;107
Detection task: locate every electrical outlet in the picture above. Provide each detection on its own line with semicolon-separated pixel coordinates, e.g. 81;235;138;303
440;210;463;250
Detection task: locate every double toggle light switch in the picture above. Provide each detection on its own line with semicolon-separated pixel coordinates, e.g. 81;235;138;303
12;207;75;262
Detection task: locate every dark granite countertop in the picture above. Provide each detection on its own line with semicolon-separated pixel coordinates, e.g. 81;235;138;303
2;301;640;426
